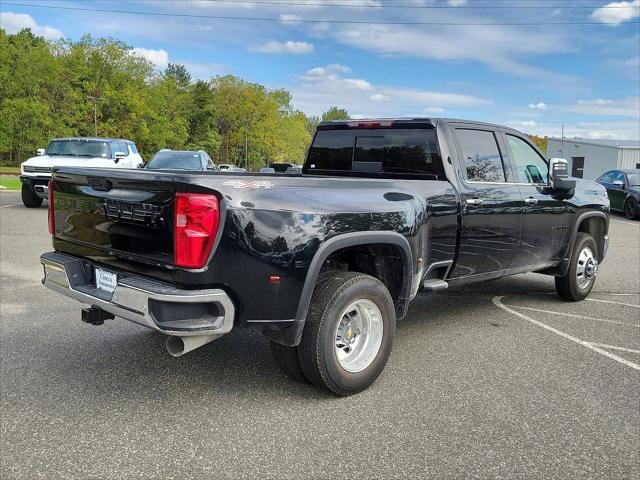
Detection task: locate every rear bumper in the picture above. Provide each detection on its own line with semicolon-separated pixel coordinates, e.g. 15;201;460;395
40;252;235;336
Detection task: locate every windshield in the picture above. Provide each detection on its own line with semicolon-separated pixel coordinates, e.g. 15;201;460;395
46;140;110;158
146;152;203;170
305;127;445;179
627;172;640;186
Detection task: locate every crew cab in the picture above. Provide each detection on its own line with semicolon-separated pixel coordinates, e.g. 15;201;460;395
20;137;143;207
40;119;609;395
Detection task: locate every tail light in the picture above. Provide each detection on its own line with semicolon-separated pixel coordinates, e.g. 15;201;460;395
48;179;55;235
174;193;220;269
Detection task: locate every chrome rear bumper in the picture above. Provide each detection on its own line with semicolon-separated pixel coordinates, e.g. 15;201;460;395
40;252;234;336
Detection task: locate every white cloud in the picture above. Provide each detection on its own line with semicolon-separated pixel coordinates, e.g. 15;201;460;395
570;97;640;117
291;64;489;117
591;0;640;26
0;12;64;40
279;14;302;25
303;63;351;78
250;40;314;54
370;93;390;102
528;102;547;110
130;47;169;69
331;24;574;78
447;0;468;5
523;120;640;141
343;78;373;90
510;120;537;128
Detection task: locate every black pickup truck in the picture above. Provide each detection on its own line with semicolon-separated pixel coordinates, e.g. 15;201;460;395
41;118;609;395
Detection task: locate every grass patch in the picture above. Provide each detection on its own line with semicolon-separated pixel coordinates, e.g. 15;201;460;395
0;166;21;175
0;176;21;191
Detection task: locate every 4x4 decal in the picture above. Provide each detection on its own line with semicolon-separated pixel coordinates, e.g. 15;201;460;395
223;180;274;189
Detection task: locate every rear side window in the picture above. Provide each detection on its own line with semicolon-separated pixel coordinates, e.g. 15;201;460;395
129;143;139;154
306;128;445;179
455;129;506;183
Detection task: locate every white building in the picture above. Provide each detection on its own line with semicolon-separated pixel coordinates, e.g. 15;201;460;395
546;138;640;180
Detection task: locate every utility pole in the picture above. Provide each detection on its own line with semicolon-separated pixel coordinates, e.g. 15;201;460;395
244;123;249;171
87;95;104;137
561;124;565;158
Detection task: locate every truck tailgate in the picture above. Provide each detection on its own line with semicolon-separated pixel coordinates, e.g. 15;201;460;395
51;168;176;280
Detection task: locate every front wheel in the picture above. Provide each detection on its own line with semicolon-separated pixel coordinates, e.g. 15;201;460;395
297;271;396;396
624;198;638;220
555;232;598;302
21;184;43;208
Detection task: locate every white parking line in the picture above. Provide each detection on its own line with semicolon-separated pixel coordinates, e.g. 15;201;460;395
587;343;640;354
0;203;21;209
610;219;640;227
586;298;640;308
492;296;640;371
508;305;639;327
598;293;640;296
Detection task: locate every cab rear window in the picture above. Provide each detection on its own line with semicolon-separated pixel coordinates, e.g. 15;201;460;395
305;128;445;179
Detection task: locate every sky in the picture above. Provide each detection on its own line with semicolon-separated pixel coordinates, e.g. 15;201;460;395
1;0;639;140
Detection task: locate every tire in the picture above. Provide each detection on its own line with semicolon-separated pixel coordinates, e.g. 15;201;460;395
269;269;343;384
21;184;44;208
297;271;396;396
624;198;638;220
555;232;598;302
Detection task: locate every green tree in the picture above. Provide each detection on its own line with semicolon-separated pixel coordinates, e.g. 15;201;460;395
321;106;350;121
528;134;548;153
0;28;335;168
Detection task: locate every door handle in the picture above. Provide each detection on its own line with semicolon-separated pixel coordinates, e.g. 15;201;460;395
465;198;483;206
524;197;538;206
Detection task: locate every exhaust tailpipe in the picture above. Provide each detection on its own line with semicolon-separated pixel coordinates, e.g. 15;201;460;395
165;334;224;357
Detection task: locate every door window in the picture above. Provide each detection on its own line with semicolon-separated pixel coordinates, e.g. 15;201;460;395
506;134;549;184
455;129;506;182
113;141;129;157
599;171;614;183
612;171;625;184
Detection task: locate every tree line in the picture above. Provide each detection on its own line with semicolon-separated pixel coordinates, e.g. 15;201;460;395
1;28;547;169
0;29;350;169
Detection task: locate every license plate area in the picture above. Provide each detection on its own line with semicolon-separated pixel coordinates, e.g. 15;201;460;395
95;268;118;293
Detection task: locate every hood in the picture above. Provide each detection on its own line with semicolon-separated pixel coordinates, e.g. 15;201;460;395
22;155;116;169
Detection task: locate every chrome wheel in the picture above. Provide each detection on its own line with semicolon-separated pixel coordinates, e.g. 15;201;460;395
334;299;383;373
576;246;598;289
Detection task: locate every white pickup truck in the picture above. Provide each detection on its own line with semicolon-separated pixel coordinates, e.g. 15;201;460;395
20;137;143;207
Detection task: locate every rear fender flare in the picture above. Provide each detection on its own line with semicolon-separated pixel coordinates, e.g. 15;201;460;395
294;231;414;323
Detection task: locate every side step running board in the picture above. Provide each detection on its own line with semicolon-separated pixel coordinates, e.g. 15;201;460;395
421;279;449;291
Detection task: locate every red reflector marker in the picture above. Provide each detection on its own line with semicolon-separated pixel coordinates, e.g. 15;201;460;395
268;275;280;284
48;179;55;236
174;193;220;269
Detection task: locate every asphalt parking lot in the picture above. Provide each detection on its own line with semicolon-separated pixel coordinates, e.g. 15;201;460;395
1;191;638;480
